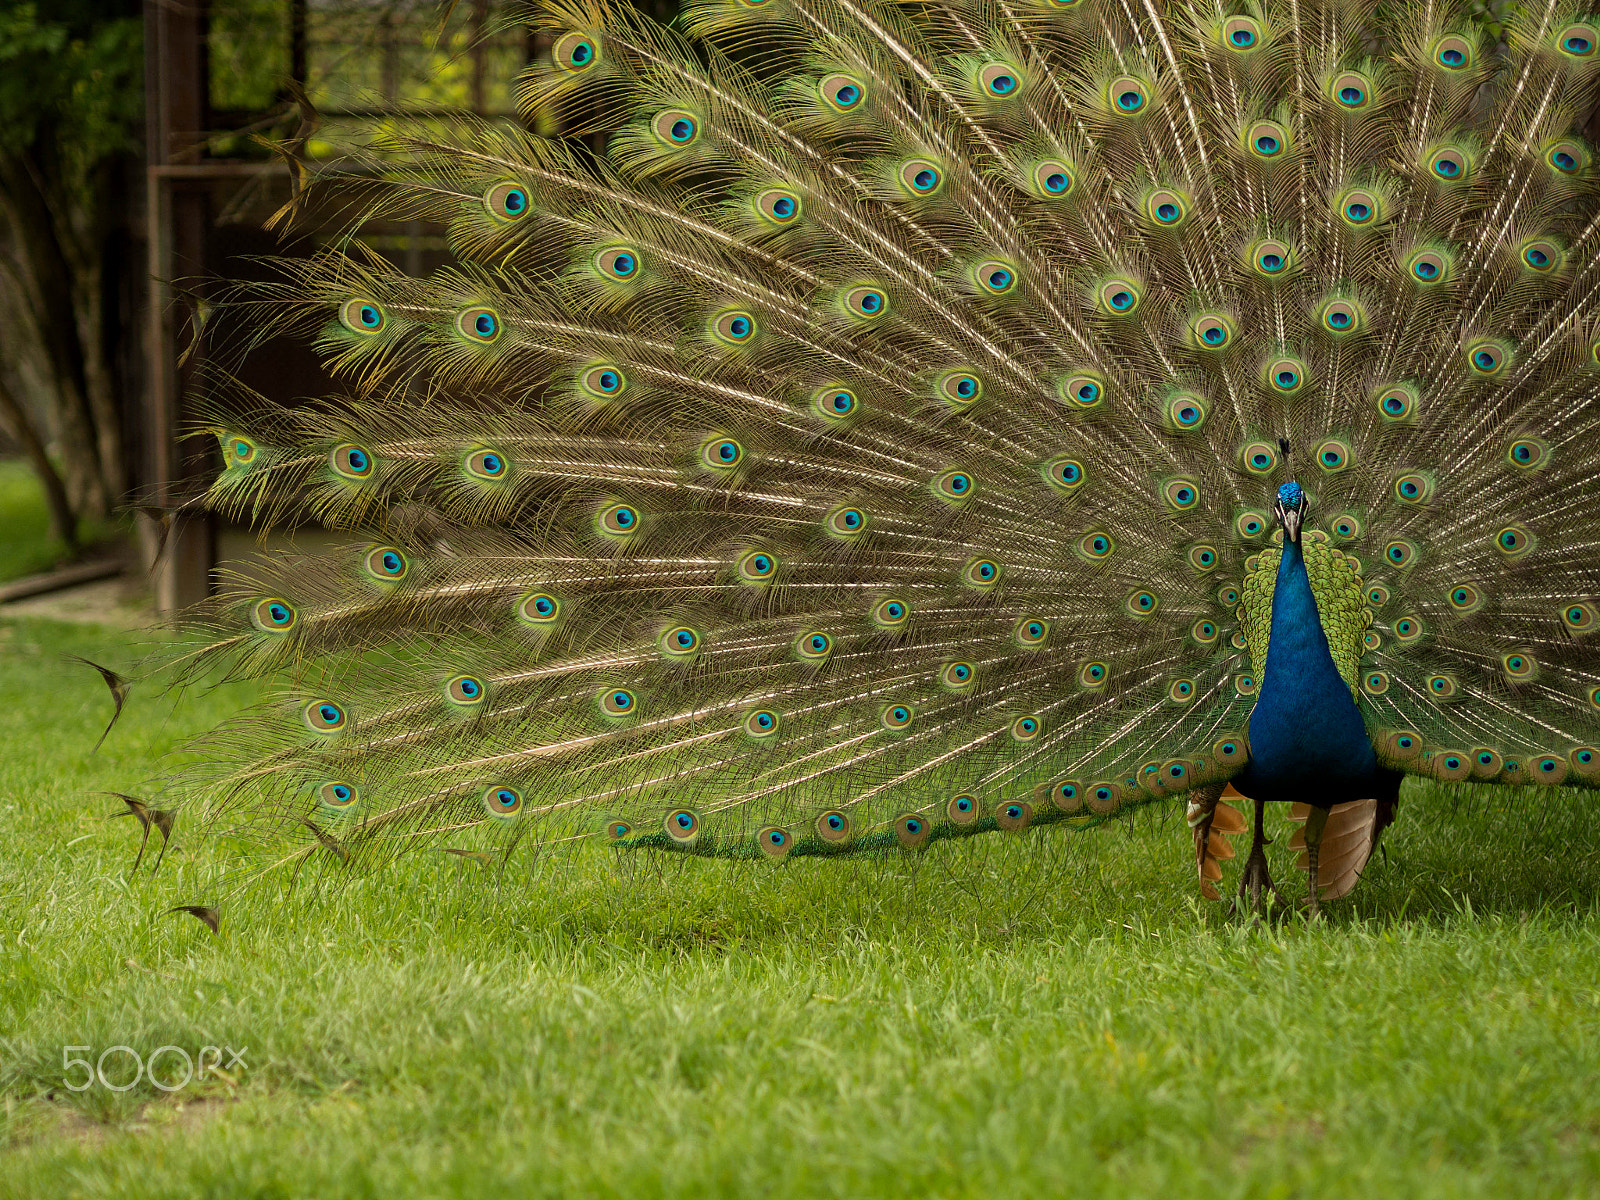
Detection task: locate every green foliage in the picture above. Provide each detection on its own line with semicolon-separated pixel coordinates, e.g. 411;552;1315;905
0;1;142;182
0;615;1598;1195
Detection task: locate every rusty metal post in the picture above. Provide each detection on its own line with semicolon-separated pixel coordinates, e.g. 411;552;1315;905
143;0;216;613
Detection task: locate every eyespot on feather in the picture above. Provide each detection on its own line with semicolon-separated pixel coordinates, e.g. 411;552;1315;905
303;699;347;733
940;661;976;691
1097;278;1142;315
700;437;745;471
553;32;599;72
895;812;933;846
947;793;981;824
1392;614;1424;642
1187;543;1219;572
1190;617;1219;645
599;688;638;717
898;158;944;197
1376;383;1419;422
1049;780;1082;813
364;545;408;581
446;675;486;706
483;181;531;221
1318;298;1364;334
1246;120;1289;159
483;786;523;819
962;557;1001;589
1042;456;1086;494
819;73;866;111
1430;34;1474;70
1190;314;1234;351
252;598;297;633
593;246;641;282
842;285;889;320
318;781;359;810
754;188;802;225
756;827;792;859
931;469;974;503
1086;782;1122;815
651;109;700;146
464;448;509;481
1264;357;1306;394
1405;248;1451;285
1464;338;1510;376
815;810;852;843
736;549;777;583
1328;70;1373;107
1518;238;1561;273
978;62;1024;97
1077;531;1115;561
936;370;982;405
1162;477;1201;511
1222;16;1262;50
993;801;1032;832
518;592;561;625
743;709;781;739
1336;189;1380;228
664;808;701;842
456;307;501;343
795;630;832;661
1144;188;1189;227
710;310;758;346
1241;441;1278;476
1030;159;1074;199
825;504;868;538
1332;514;1363;540
1014;616;1049;647
1561;601;1597;634
1493;524;1535;558
1392;471;1433;504
1249;239;1294;277
1557;23;1597;57
1235;510;1268;539
1077;660;1108;689
660;626;701;658
973;260;1018;296
1426;145;1471;183
579;363;627;399
328;444;374;483
1125;589;1160;618
870;597;909;628
339;299;386;334
880;703;915;731
813;386;859;421
1011;714;1041;741
597;502;640;536
1505;437;1548;469
1107;76;1150;114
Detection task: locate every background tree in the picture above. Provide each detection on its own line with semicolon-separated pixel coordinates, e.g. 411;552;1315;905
0;0;143;553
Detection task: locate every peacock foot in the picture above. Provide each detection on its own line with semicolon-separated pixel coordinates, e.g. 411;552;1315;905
1230;838;1289;919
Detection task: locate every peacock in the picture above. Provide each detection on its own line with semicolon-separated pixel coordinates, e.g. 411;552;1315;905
134;0;1600;918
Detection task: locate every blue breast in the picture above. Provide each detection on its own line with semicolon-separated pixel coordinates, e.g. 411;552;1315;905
1237;537;1378;806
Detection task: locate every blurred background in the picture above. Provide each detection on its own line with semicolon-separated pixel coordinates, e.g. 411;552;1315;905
0;0;670;618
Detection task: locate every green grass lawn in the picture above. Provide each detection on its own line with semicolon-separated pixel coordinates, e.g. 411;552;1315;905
1;612;1597;1197
0;459;117;583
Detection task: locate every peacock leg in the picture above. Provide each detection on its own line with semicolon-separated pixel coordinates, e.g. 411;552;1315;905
1185;782;1225;899
1234;794;1288;916
1302;805;1331;916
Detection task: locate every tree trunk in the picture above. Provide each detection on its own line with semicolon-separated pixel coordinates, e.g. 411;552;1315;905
0;141;116;520
0;373;78;549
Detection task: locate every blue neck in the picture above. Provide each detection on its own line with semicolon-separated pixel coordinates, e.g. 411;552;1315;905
1239;535;1377;805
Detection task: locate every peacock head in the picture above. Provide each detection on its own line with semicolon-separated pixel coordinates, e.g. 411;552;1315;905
1274;480;1307;543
